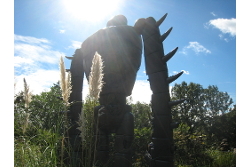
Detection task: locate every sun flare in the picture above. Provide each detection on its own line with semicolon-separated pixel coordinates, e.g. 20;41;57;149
63;0;123;22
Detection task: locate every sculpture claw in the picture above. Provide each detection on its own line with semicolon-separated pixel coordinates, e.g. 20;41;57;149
166;71;183;84
160;27;173;42
65;56;74;60
156;13;168;27
162;47;178;62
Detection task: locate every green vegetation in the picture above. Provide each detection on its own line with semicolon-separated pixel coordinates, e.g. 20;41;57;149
14;81;236;166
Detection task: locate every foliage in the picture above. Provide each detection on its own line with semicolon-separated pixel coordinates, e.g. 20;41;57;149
14;82;68;167
14;80;236;167
206;149;236;167
78;96;99;167
206;105;236;148
171;82;234;143
131;102;152;166
173;123;213;167
171;81;235;167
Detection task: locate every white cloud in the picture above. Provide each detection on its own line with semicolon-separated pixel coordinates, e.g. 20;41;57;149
219;34;230;42
207;18;236;36
82;79;89;101
181;42;211;55
210;12;217;17
173;70;190;75
14;34;65;67
14;56;34;67
131;80;152;103
59;29;66;33
15;69;60;95
68;40;82;50
14;34;66;95
14;43;63;66
181;70;190;75
14;34;50;44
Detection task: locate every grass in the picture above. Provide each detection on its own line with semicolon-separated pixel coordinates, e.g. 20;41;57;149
206;149;236;167
14;97;236;167
14;134;60;167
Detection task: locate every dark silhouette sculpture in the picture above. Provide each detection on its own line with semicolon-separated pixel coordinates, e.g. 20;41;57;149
142;14;185;167
66;14;184;167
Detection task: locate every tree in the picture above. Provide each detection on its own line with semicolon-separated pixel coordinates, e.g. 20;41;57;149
171;81;233;134
130;102;152;165
207;105;236;148
171;81;234;166
171;82;207;134
204;85;233;116
28;82;66;130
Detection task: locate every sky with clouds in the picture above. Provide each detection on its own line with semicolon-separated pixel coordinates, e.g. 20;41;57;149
13;0;237;104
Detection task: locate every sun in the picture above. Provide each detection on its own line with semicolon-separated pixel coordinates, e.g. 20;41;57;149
63;0;123;22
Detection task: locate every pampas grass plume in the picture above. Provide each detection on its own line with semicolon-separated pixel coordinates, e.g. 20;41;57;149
78;52;104;144
59;56;72;106
23;78;32;109
88;52;104;100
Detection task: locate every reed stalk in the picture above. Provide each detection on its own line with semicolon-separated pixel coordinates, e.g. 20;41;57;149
22;78;32;134
88;52;105;101
23;78;32;109
59;56;72;107
78;52;105;166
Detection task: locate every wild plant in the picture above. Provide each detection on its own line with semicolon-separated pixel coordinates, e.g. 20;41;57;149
14;57;72;167
78;52;104;166
59;55;72;107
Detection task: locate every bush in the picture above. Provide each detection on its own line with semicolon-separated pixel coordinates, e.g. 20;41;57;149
206;149;236;167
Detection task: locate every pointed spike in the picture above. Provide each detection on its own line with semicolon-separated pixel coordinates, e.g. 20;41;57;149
162;47;178;62
169;99;185;107
156;13;168;27
160;27;173;42
65;56;74;60
166;71;184;83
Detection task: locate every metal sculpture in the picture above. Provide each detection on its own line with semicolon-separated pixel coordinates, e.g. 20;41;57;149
66;14;184;167
142;14;185;167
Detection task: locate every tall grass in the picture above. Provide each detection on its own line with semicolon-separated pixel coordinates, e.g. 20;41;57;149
21;78;32;134
14;57;71;167
88;52;105;101
23;78;32;109
78;52;104;166
14;101;66;166
59;56;72;107
14;53;106;167
206;149;236;167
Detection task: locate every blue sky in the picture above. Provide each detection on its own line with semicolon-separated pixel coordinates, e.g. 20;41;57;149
13;0;236;104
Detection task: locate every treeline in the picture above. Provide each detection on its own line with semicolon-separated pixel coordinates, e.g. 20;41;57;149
14;81;236;167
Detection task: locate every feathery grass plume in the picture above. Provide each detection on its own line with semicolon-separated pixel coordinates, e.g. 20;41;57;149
77;52;104;166
23;78;32;109
59;56;72;106
88;52;105;100
78;109;86;142
22;78;32;134
78;52;104;141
